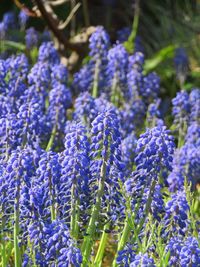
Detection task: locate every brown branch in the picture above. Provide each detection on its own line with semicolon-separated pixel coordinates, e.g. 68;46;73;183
13;0;37;17
33;0;84;53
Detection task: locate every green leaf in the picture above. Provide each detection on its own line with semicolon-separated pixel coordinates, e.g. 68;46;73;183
30;47;38;64
1;40;26;52
144;45;177;73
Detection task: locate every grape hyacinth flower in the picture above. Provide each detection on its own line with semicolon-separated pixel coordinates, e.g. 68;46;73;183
117;243;155;267
82;108;124;260
179;236;200;266
125;171;165;226
172;90;190;127
116;243;136;267
165;236;182;266
167;143;200;191
6;53;29;82
106;44;128;105
146;99;164;128
189;88;200;124
185;122;200;147
134;36;144;53
25;28;38;50
94;94;114;113
172;90;191;146
0;97;44;154
38;42;60;65
2;149;35;266
174;47;189;86
127;52;144;101
35;151;61;221
72;63;93;93
60;122;90;237
144;184;165;222
0;161;12;266
0;18;200;267
163;191;190;237
121;132;137;175
18;10;28;30
48;63;71;144
27;220;48;265
90;108;123;190
89;27;110;61
0;113;21;154
46;84;72;136
41;30;51;42
22;252;31;267
140;72;160;105
130;253;156;267
0;22;6;40
73;92;98;128
17;95;46;146
117;126;175;265
117;27;131;43
0;59;7;92
3;11;15;31
28;62;51;98
167;149;184;192
72;27;110;97
166;236;200;266
51;63;68;86
181;144;200;189
44;220;82;266
0;95;14;118
135;126;175;182
89;26;110;97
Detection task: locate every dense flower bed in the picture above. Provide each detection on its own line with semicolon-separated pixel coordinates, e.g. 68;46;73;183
0;11;200;267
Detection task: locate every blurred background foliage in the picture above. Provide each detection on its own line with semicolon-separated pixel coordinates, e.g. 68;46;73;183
1;0;200;97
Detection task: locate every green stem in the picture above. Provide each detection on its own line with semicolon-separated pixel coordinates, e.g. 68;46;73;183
46;125;57;151
184;174;199;239
125;0;140;52
1;189;7;267
14;185;21;267
46;108;59;151
74;198;80;239
1;217;6;267
27;236;37;267
92;59;100;98
49;173;56;221
112;179;156;267
93;222;110;266
130;0;140;42
112;221;131;267
81;154;108;266
178;120;187;148
50;200;56;221
136;180;156;233
111;73;119;107
70;183;77;238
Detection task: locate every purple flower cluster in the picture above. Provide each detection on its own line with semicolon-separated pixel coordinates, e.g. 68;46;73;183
0;19;199;267
174;47;189;85
168;88;200;191
25;28;38;50
163;191;190;236
166;236;200;266
135;126;175;179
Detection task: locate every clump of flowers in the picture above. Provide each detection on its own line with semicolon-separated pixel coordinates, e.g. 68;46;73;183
0;12;199;267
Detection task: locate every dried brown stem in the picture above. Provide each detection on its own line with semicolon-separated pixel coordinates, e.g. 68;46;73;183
33;0;84;53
